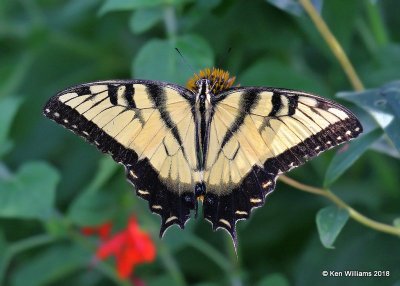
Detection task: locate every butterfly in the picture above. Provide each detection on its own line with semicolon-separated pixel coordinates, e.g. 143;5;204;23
43;68;362;248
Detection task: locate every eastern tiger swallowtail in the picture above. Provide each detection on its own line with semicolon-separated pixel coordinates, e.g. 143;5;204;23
43;68;362;247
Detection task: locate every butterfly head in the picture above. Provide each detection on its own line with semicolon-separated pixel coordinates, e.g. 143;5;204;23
195;78;211;95
186;67;236;95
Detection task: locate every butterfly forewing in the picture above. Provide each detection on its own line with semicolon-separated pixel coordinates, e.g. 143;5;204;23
44;80;200;235
202;87;362;238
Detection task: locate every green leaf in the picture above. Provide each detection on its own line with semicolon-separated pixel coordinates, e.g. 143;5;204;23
266;0;304;16
316;206;349;249
10;244;90;286
257;273;290;286
360;45;400;86
129;8;163;34
266;0;323;16
337;81;400;153
0;97;21;157
322;1;362;52
99;0;164;15
83;157;119;194
393;218;400;228
381;82;400;117
195;0;221;9
324;128;383;187
67;157;120;226
68;189;119;226
174;35;213;71
180;0;222;30
44;217;70;238
133;35;213;84
56;0;101;25
239;58;329;95
0;162;59;220
0;231;7;259
99;0;191;15
147;274;181;286
163;221;196;251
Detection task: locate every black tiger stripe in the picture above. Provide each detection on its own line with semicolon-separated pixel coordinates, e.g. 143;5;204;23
146;84;183;147
220;89;260;149
124;84;136;108
108;84;118;105
287;94;298;115
268;93;282;116
74;86;92;96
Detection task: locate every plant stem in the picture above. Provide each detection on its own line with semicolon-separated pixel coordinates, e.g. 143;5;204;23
185;233;231;273
365;0;388;47
158;244;186;286
279;175;400;237
225;236;242;286
298;0;364;91
94;262;132;286
293;0;400;237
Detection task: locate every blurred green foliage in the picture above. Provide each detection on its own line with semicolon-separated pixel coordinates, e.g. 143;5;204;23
316;206;349;249
0;0;399;285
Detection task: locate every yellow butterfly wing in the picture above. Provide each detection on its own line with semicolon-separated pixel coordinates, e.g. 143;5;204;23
44;81;198;235
202;87;362;238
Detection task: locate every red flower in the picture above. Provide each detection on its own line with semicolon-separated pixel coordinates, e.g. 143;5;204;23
81;222;112;240
82;217;156;279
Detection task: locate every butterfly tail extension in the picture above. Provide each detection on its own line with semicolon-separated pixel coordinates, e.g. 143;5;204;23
203;191;238;251
125;161;196;238
202;165;277;249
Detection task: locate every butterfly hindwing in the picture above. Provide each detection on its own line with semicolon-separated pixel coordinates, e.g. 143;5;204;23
203;87;362;237
43;80;198;235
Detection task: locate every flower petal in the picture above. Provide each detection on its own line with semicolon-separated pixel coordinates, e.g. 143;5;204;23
81;222;112;240
96;232;127;259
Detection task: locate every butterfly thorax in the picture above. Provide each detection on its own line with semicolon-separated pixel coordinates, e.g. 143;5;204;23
188;68;237;171
193;78;213;171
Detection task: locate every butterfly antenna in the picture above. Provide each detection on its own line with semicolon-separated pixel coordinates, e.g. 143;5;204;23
175;48;199;80
210;47;233;91
215;47;232;69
